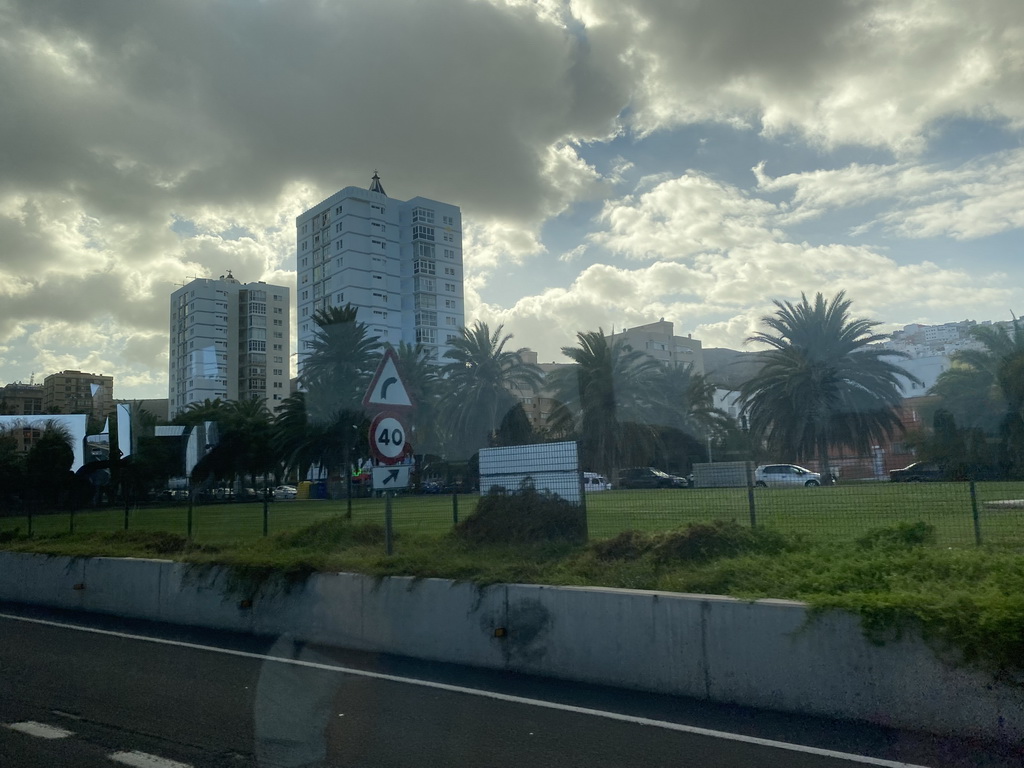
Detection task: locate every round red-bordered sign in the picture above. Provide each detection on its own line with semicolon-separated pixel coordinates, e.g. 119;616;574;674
369;412;411;465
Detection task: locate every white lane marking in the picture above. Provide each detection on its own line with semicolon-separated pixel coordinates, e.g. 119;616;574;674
109;750;193;768
6;720;74;739
0;612;928;768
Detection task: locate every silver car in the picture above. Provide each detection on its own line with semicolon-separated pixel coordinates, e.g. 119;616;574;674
754;464;822;487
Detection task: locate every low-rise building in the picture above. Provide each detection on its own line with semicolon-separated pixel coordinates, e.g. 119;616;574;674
42;370;114;420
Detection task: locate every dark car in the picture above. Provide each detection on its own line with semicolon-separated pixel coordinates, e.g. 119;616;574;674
890;462;945;482
617;467;688;489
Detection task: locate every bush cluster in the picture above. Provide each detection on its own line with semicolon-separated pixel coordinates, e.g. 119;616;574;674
454;484;587;544
591;520;790;564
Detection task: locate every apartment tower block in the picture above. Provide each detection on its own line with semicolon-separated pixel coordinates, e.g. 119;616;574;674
295;173;465;368
168;273;291;419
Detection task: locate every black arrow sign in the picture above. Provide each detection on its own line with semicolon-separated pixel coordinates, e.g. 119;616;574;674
380;376;398;399
382;469;400;485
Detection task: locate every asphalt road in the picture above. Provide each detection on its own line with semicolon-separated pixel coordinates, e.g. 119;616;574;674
1;604;1020;768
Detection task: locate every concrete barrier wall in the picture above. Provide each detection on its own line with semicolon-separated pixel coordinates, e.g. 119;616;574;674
0;552;1020;744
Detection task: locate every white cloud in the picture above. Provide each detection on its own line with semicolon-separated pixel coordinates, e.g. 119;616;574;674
756;149;1024;239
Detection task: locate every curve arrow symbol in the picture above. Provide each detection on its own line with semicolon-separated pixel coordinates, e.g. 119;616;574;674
380;376;398;400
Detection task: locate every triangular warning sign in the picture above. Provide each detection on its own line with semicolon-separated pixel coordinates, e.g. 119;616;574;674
363;347;414;410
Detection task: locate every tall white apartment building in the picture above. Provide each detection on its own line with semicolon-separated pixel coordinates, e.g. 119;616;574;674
295;173;465;369
168;272;291;419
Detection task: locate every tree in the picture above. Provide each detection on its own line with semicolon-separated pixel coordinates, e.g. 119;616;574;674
739;292;916;482
929;316;1024;476
25;421;75;510
649;363;728;473
286;305;382;489
547;330;663;478
393;341;443;456
441;321;541;457
299;305;381;417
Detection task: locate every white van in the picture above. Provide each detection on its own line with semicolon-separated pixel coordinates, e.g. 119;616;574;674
583;472;611;491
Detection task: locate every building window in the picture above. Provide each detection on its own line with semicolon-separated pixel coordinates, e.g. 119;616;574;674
274;332;283;339
336;223;343;233
446;316;457;325
442;215;454;226
412;207;434;224
445;299;456;309
444;282;456;292
412;225;434;241
443;248;455;259
444;267;456;276
416;328;437;344
414;276;435;293
415;311;437;326
273;368;283;376
443;231;454;243
335;206;342;215
414;259;435;275
417;242;435;259
274;307;283;314
415;294;436;309
273;344;283;351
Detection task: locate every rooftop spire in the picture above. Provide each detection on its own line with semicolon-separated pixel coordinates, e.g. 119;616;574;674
369;170;386;196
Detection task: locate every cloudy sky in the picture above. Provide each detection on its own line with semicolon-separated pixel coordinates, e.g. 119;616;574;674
1;0;1022;399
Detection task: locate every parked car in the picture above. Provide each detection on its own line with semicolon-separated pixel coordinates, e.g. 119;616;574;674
889;462;945;482
754;464;822;487
617;467;688;489
582;472;611;491
273;485;298;499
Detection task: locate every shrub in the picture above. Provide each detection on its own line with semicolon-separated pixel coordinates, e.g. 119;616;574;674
276;518;387;550
856;521;935;550
454;484;587;544
590;521;790;564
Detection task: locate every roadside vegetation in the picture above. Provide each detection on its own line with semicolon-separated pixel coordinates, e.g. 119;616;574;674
4;507;1023;675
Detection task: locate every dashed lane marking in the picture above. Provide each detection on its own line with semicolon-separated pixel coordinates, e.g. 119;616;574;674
5;720;75;739
1;611;930;768
109;750;193;768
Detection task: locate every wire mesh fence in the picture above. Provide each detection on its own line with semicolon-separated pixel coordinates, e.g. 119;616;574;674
2;465;1022;549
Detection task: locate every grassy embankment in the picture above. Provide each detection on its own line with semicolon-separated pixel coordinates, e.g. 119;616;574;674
2;481;1024;672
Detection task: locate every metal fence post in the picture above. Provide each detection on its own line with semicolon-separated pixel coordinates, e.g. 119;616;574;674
746;461;757;528
452;492;459;526
187;495;194;539
27;506;33;537
384;492;394;555
970;480;982;546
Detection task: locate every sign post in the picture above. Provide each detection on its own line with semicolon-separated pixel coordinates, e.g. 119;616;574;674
362;347;415;493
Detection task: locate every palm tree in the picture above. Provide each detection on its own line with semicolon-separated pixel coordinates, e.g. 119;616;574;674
648;362;729;472
299;305;381;417
931;316;1024;475
441;321;542;457
548;329;664;478
739;292;916;482
286;305;381;492
392;341;444;456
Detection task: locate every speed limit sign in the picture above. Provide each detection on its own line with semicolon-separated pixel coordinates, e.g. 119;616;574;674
369;412;410;465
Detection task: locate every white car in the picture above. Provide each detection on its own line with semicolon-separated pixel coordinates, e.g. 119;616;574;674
582;472;611;491
273;485;298;500
754;464;822;488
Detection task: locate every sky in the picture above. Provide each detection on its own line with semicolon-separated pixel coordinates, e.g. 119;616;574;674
1;0;1023;400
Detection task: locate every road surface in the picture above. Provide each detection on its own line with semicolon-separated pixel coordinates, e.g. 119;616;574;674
1;603;1018;767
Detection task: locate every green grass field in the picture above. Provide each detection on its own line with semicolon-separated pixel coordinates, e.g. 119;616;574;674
2;481;1022;547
